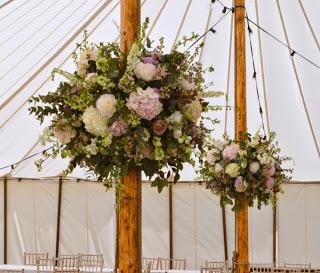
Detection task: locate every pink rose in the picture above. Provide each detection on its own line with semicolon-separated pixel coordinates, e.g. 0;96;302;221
110;118;128;137
264;164;276;177
206;150;216;165
265;177;274;190
222;143;240;161
153;119;167;136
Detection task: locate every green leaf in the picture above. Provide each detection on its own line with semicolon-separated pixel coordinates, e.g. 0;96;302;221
142;158;159;177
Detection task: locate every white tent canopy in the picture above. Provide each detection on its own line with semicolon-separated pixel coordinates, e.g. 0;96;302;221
0;0;319;180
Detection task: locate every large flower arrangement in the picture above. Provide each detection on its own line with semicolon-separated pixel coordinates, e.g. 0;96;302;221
29;21;221;191
199;132;292;210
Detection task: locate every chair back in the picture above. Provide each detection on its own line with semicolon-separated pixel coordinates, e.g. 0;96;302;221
57;256;80;269
284;263;311;273
158;257;186;270
36;258;57;272
79;259;104;272
249;263;274;273
141;258;159;270
24;252;49;265
206;261;229;268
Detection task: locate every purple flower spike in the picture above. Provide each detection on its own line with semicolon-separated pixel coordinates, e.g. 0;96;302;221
142;56;158;65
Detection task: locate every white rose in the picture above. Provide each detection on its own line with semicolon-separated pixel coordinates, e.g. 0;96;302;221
215;163;224;173
134;62;157;81
213;139;225;151
184;99;202;122
84;73;97;82
167;111;183;124
82;106;108;136
225;163;240;178
249;162;260;173
178;78;196;90
96;94;117;119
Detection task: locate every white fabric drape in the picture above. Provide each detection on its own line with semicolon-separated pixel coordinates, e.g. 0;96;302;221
2;179;320;268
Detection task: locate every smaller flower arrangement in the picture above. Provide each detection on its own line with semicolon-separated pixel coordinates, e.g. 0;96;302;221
199;132;292;210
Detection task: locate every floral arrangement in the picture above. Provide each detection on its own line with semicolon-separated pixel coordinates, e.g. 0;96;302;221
199;132;292;210
29;20;221;191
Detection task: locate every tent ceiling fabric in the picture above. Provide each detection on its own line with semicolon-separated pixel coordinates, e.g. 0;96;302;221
0;0;319;181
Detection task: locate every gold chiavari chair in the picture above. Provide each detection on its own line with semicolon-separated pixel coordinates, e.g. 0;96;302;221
141;261;151;273
57;256;80;270
249;263;275;273
141;258;160;270
79;258;104;272
36;258;57;272
158;257;186;270
205;261;229;269
24;252;49;265
284;263;311;273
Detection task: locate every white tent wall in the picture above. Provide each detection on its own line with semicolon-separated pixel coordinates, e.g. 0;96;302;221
0;179;319;268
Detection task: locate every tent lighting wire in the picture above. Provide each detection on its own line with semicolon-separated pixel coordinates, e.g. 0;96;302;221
245;10;267;138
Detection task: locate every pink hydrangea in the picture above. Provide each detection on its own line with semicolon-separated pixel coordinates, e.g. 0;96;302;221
265;177;274;190
264;164;276;177
222;143;240;161
126;87;163;120
110;118;128;137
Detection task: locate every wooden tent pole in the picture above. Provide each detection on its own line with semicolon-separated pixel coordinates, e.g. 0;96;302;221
234;1;248;273
118;1;141;273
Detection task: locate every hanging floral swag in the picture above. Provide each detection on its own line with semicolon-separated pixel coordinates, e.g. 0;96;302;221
29;18;223;192
198;132;293;210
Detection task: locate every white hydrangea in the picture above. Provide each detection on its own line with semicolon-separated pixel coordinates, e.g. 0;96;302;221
167;111;183;124
212;139;226;151
134;62;157;81
96;94;117;119
215;163;224;173
178;78;196;91
184;99;202;122
225;163;240;178
82;106;108;136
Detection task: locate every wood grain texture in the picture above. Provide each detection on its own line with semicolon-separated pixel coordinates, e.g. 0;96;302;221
118;2;141;273
234;1;248;273
118;168;142;273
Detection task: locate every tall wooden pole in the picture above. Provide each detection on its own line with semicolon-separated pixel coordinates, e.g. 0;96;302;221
118;3;141;272
234;1;248;273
